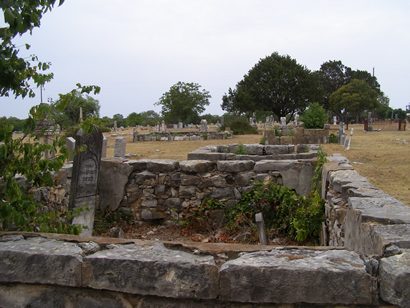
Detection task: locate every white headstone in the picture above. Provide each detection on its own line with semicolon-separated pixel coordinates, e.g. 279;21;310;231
66;137;76;161
200;119;208;132
114;137;126;158
101;136;107;158
333;116;337;125
280;117;287;127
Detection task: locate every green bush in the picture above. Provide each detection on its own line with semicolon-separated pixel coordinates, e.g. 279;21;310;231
235;144;247;155
225;180;324;242
300;102;328;129
329;133;338;143
222;114;257;135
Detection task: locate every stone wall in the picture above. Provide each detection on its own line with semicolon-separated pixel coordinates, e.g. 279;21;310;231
133;131;232;142
98;157;315;222
0;234;382;307
263;127;330;145
1;152;410;306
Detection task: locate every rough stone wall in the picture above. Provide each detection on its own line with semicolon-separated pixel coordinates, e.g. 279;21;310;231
322;154;410;307
98;158;315;222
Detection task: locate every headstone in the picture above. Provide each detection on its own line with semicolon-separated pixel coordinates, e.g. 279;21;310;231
79;107;83;123
200;119;208;132
294;114;299;126
66;137;76;162
101;135;107;158
69;128;103;236
114;137;126;158
345;128;354;150
338;122;344;145
333;116;337;125
178;122;183;129
280;117;287;127
160;120;166;132
113;121;117;132
255;212;268;245
173;124;178;129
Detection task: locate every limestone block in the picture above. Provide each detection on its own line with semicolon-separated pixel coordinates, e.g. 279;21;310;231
134;170;157;185
234;171;255;186
180;174;201;186
243;144;264;155
146;160;179;173
187;152;227;161
0;237;82;287
253;160;295;172
219;249;377;305
348;197;410;224
179;160;216;173
380;249;410;307
83;243;219;299
217;160;255;173
164;198;181;210
211;187;234;199
264;145;292;155
140;208;166;220
179;185;197;198
99;160;133;211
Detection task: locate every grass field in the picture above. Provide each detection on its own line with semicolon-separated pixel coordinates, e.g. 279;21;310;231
106;124;410;206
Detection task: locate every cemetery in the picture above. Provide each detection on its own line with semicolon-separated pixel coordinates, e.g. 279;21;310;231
1;3;410;307
1;124;410;306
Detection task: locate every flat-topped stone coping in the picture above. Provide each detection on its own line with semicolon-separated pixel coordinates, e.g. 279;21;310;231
0;235;384;306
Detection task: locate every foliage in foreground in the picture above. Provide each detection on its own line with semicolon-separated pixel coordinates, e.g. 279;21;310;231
0;111;79;234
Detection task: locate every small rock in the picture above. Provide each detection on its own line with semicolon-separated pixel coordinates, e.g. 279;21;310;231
109;227;124;238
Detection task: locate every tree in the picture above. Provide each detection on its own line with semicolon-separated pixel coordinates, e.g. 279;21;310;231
300;103;328;129
221;52;318;121
54;89;100;129
317;60;352;110
156;82;211;124
138;110;161;126
0;1;64;98
112;113;126;127
329;79;378;124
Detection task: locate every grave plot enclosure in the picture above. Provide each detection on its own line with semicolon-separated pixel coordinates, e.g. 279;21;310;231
98;144;318;223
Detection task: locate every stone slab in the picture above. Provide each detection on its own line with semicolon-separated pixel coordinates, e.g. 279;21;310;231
219;248;377;305
83;242;219;299
0;237;82;286
217;160;255;173
380;249;410;307
179;160;216;173
99;159;133;211
348;197;410;224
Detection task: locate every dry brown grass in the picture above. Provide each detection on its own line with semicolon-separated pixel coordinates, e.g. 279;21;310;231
322;124;410;206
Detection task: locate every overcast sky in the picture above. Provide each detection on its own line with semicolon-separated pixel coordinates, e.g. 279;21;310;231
1;0;409;118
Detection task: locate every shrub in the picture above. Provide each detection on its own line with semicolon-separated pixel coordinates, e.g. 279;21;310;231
235;144;247;155
222;114;258;135
225;180;324;242
300;102;328;129
329;133;338;143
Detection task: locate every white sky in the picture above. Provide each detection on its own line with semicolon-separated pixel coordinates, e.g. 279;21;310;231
1;0;409;118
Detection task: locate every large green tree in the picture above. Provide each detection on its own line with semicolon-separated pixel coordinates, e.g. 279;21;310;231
54;89;100;128
156;82;210;124
329;79;378;123
221;52;318;121
0;0;64;98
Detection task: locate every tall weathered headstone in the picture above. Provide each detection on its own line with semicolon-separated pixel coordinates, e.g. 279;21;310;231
69;128;103;236
114;137;126;158
200;119;208;132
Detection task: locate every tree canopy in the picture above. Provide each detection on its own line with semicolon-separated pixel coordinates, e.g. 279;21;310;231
329;79;378;122
0;0;64;98
156;82;210;124
221;52;318;121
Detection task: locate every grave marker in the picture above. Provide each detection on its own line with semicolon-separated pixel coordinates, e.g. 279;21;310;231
114;137;126;158
69;128;103;236
66;137;76;162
